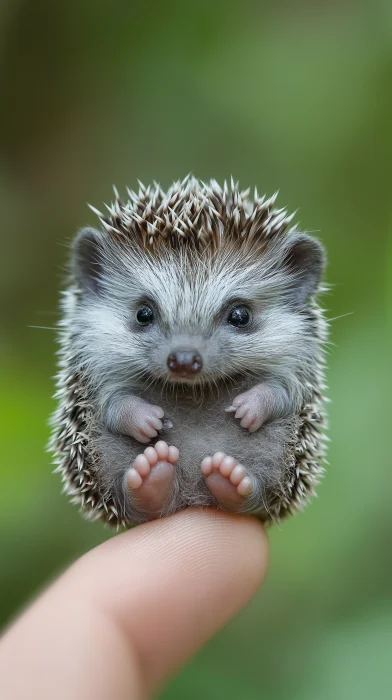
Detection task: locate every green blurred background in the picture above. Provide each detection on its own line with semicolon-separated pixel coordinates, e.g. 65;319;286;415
0;1;390;698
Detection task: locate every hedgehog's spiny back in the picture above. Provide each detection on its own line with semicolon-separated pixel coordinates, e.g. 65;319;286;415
89;176;297;252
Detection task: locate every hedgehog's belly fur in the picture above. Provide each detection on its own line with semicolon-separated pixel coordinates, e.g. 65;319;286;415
91;390;300;525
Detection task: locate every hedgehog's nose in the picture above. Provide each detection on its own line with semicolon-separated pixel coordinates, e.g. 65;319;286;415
167;350;203;376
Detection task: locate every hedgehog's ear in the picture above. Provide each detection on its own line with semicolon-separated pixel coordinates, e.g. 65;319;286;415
283;233;325;305
71;227;105;293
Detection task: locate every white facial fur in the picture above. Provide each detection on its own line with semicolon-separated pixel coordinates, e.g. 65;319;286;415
70;234;322;411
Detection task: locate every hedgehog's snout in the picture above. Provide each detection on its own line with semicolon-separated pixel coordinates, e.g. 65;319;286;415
167;350;203;377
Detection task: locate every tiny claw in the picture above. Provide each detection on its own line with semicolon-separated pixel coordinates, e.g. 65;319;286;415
225;406;236;413
161;419;173;430
231;396;243;407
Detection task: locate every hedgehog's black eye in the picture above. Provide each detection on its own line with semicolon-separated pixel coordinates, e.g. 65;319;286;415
227;306;251;328
136;305;154;326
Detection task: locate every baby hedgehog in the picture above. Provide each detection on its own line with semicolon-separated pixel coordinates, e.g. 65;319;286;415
49;176;328;528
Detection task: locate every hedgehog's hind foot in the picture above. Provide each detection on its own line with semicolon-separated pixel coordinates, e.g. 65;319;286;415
126;441;179;517
201;452;254;513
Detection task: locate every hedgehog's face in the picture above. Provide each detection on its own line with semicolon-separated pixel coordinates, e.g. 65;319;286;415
71;228;324;391
126;292;259;385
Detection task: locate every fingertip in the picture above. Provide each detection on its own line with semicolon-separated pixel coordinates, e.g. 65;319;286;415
72;508;269;692
0;509;268;700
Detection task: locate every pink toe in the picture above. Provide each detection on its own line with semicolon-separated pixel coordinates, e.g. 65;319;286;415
248;421;261;433
201;456;213;476
151;406;164;418
235;404;249;419
133;454;151;476
240;413;254;428
211;452;226;468
232;396;243;407
149;416;163;431
237;476;253;496
142;425;158;438
168;445;179;463
127;468;143;489
155;440;169;460
219;456;236;477
229;465;246;485
144;446;159;466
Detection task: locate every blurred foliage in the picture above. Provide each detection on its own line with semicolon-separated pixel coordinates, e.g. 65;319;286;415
0;1;391;698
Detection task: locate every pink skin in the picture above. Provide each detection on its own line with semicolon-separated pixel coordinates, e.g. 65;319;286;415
127;439;254;515
201;452;253;497
111;381;282;447
201;452;254;512
127;441;180;488
129;404;165;444
111;398;165;444
126;441;179;517
225;384;274;433
120;384;274;514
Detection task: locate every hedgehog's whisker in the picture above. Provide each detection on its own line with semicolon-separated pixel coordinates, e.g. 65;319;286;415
328;311;353;323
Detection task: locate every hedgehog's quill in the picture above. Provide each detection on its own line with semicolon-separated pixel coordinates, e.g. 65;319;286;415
49;176;328;527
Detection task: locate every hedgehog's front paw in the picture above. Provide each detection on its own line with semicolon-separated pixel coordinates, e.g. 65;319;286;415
201;452;254;512
225;387;269;433
126;441;179;517
128;403;165;444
